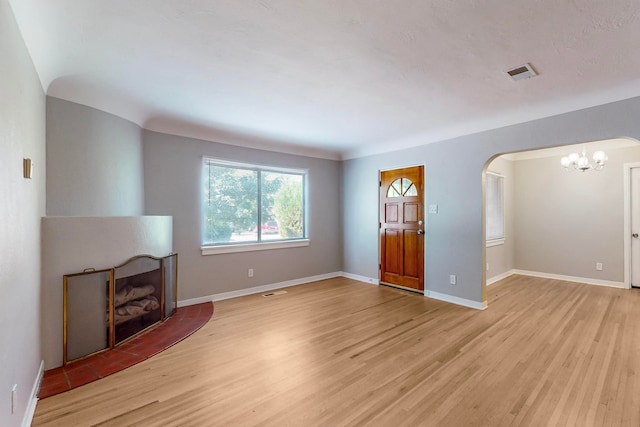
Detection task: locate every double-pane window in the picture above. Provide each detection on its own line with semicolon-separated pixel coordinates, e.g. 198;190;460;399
202;159;306;247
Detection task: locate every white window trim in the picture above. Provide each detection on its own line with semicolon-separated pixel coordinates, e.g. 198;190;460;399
202;239;310;255
486;238;505;247
204;157;308;175
485;171;505;247
201;157;309;253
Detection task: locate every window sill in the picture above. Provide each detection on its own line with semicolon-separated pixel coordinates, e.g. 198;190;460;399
201;239;310;255
486;238;505;248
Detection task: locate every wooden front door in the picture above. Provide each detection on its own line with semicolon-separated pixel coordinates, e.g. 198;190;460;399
380;166;424;291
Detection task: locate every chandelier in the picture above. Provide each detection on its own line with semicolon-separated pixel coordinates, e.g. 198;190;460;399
560;147;607;172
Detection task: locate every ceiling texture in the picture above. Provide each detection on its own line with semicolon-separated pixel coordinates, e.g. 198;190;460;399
8;0;640;159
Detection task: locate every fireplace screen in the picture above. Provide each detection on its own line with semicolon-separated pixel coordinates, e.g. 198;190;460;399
64;269;112;363
163;253;178;318
64;253;178;365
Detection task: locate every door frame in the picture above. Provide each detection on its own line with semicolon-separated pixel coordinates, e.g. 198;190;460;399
378;163;426;294
624;162;640;289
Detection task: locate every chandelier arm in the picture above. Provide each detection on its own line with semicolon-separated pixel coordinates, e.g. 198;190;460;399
561;149;605;172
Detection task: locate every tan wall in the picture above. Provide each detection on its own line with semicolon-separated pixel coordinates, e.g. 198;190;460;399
512;144;640;283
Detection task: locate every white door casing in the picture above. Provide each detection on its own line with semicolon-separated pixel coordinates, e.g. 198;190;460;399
624;163;640;288
631;167;640;287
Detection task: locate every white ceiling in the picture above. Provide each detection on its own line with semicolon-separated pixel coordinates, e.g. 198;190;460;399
8;0;640;160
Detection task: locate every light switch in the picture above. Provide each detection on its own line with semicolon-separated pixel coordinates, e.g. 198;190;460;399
428;204;438;214
23;158;33;179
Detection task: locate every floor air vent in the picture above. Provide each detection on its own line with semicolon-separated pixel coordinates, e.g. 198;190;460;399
262;290;288;297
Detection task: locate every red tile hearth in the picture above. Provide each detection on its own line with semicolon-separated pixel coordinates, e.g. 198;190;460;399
38;302;213;399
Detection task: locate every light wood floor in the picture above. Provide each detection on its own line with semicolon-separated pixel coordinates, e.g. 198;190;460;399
33;276;640;426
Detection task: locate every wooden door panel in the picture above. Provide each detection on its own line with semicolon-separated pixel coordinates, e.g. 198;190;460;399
384;229;400;274
385;203;399;223
404;203;419;223
403;230;419;278
379;166;424;291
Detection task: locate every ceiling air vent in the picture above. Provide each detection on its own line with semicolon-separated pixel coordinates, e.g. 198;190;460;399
505;63;537;81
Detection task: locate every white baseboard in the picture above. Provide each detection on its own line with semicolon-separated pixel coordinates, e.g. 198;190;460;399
178;268;624;312
342;272;486;310
425;290;487;310
512;269;626;289
487;270;517;286
179;271;491;312
340;272;379;285
178;272;343;307
22;360;44;427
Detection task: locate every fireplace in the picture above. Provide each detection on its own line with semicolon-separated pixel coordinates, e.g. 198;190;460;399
63;253;178;365
113;258;163;344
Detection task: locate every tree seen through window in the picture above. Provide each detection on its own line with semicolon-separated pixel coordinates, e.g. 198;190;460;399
202;160;305;246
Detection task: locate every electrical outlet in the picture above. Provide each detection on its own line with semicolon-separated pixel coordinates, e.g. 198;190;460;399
248;268;254;277
449;275;457;285
596;263;603;271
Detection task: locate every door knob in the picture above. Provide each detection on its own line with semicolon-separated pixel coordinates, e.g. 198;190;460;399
633;233;639;238
417;229;424;235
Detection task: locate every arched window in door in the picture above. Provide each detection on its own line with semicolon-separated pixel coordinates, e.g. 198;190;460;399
386;178;418;198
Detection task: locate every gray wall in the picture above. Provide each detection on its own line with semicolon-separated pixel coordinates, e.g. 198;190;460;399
342;97;640;306
513;145;640;282
486;157;515;281
44;96;342;310
143;130;343;300
46;97;144;216
0;1;46;425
